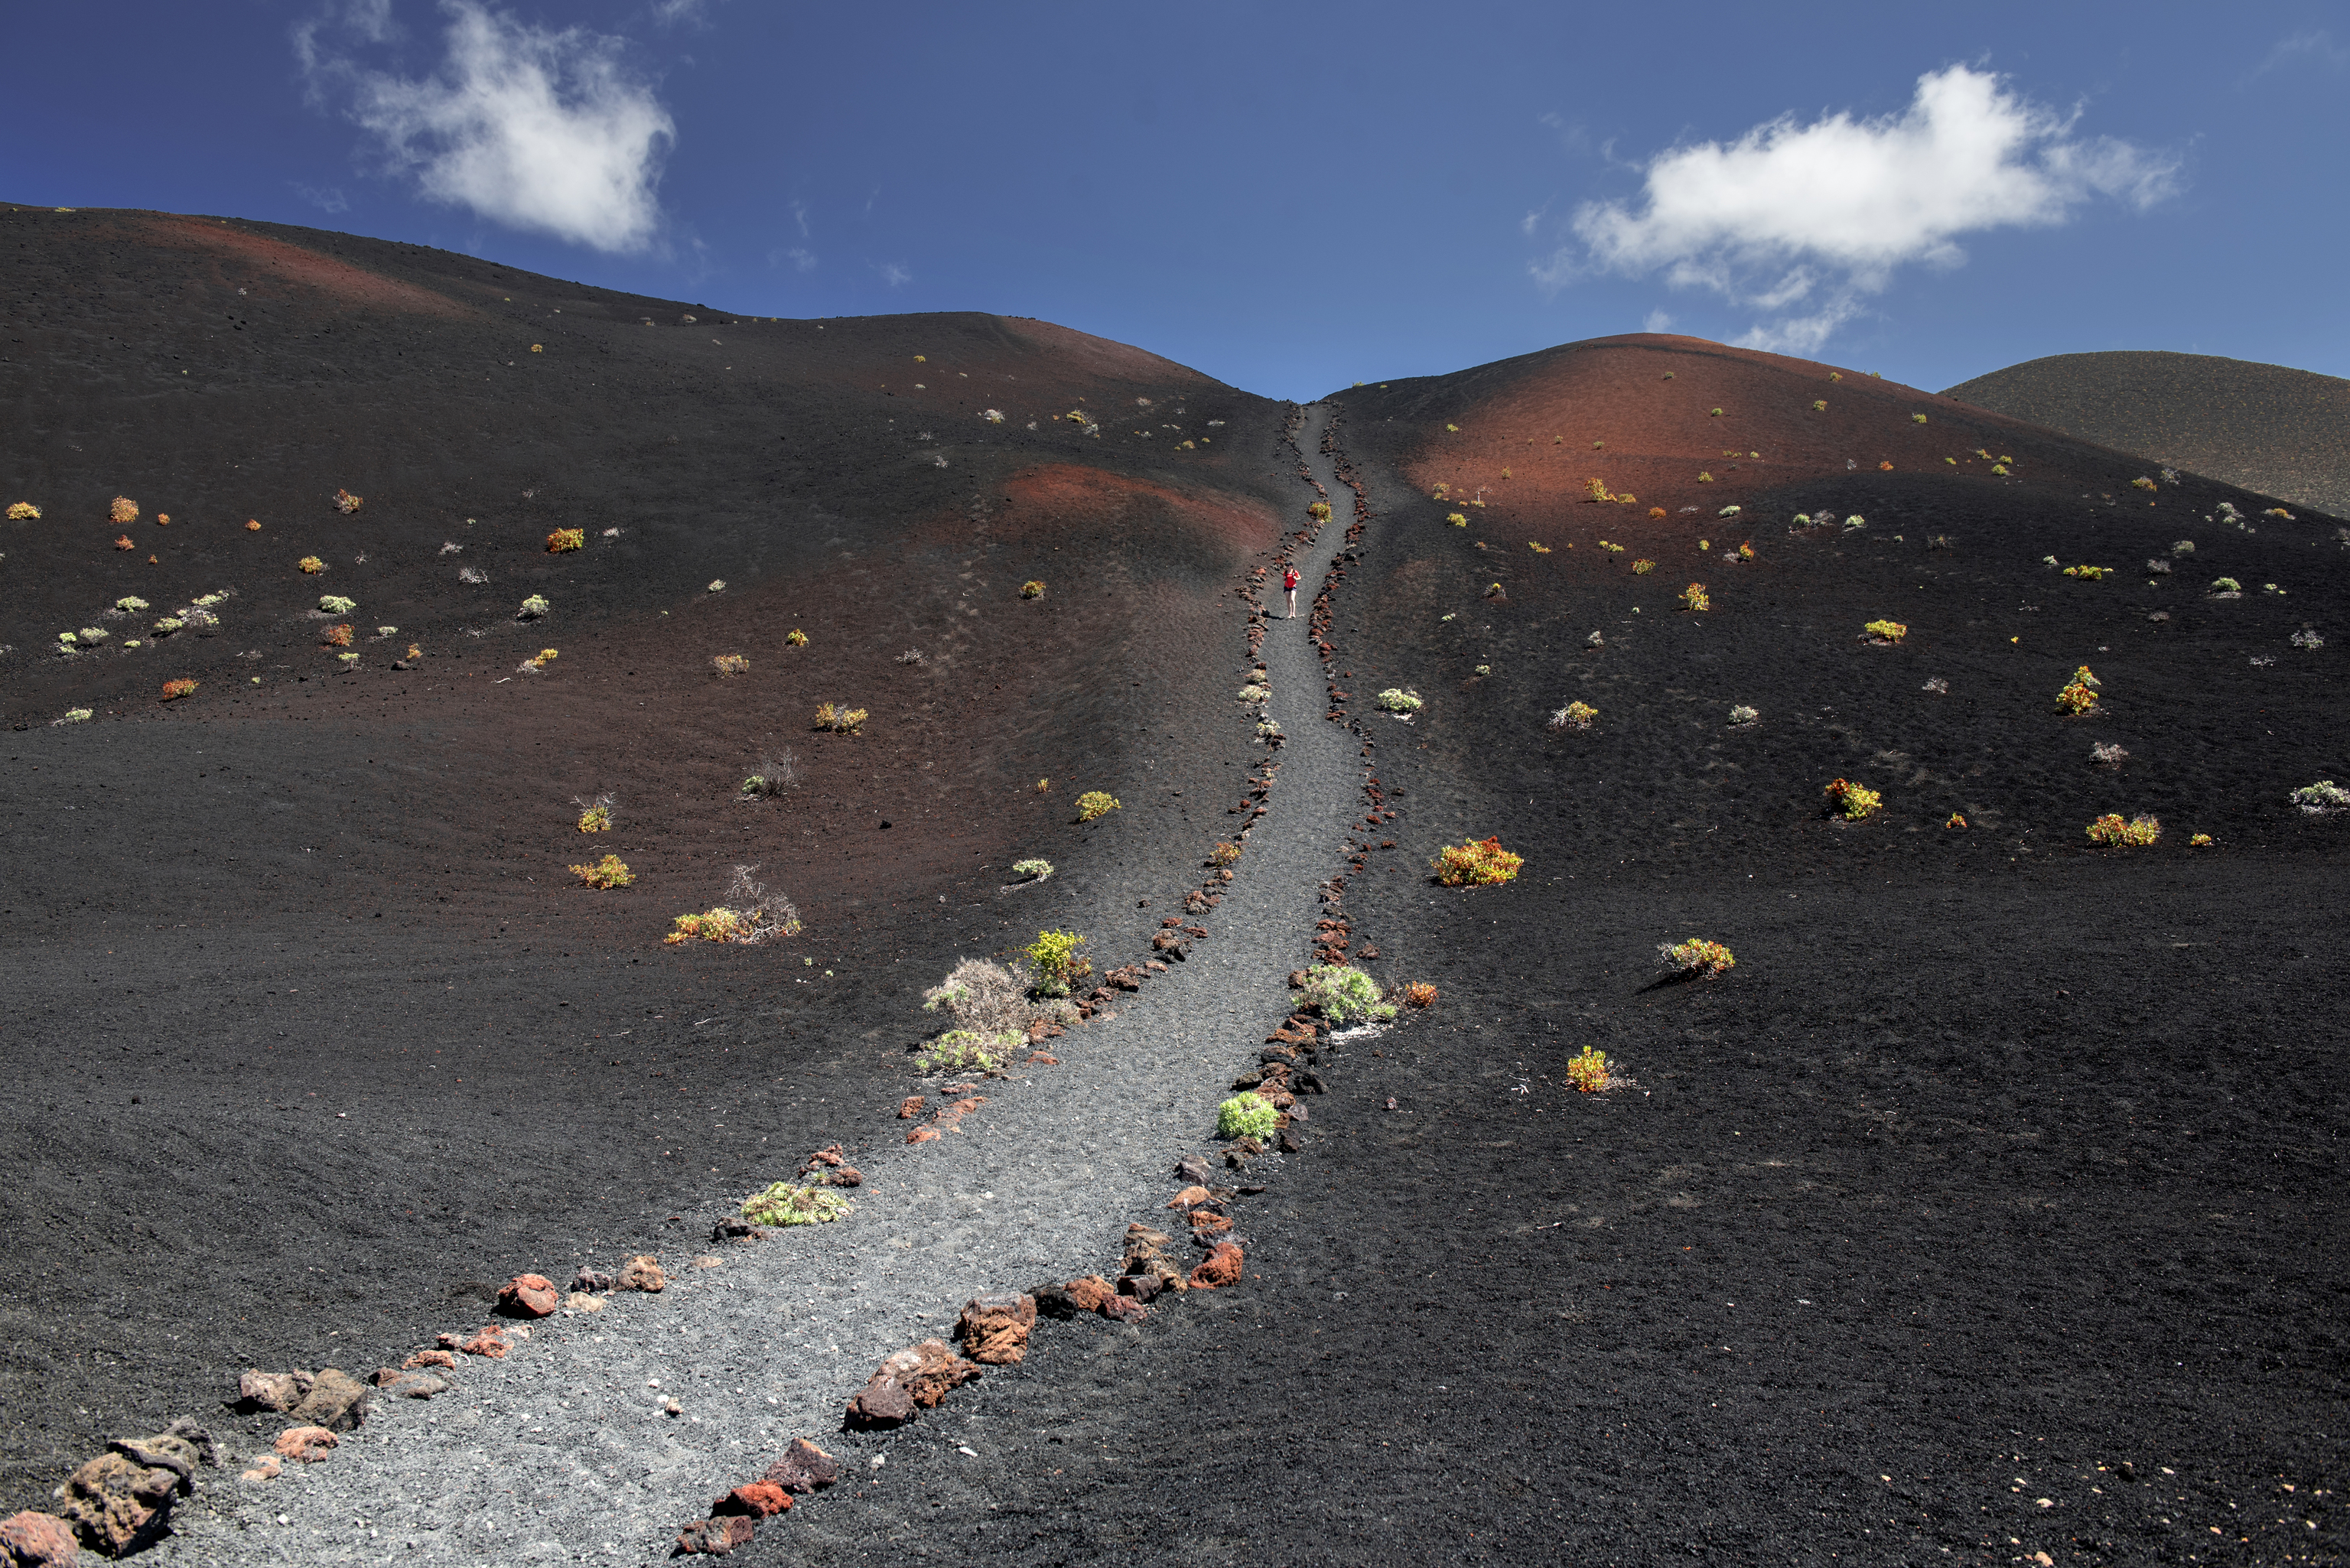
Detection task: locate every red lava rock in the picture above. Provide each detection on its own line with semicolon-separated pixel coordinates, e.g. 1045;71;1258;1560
403;1349;457;1371
1062;1275;1117;1313
458;1328;510;1359
1099;1293;1148;1324
906;1126;940;1145
847;1339;980;1426
272;1426;339;1463
2;1510;81;1566
1167;1185;1212;1211
1189;1211;1234;1241
955;1293;1038;1365
496;1274;561;1318
762;1437;840;1495
617;1254;666;1292
236;1369;311;1412
897;1095;926;1119
712;1482;791;1518
1190;1242;1245;1290
675;1515;755;1554
288;1368;371;1431
1025;1052;1059;1065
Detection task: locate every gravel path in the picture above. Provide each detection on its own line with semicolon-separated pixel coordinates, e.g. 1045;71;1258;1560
142;406;1362;1565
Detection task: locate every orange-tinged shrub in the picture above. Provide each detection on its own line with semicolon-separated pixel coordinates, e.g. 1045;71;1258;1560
161;678;197;701
321;623;353;647
1401;982;1438;1009
547;528;584;553
333;488;363;514
109;496;138;524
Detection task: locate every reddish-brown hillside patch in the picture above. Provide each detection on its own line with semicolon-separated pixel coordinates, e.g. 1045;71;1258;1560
125;211;479;320
993;464;1279;557
1389;334;2164;550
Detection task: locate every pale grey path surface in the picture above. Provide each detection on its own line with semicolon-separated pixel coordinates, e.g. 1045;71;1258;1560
144;406;1361;1565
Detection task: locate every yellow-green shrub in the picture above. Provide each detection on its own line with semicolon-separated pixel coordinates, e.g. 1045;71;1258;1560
1567;1046;1612;1093
1658;937;1736;976
1075;790;1119;822
1863;619;1906;642
1433;836;1522;886
547;529;584;553
569;854;633;889
2085;813;2160;847
1824;778;1881;820
1021;929;1091;997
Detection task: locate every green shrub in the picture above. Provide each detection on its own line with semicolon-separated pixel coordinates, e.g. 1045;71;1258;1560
1217;1092;1278;1141
1299;964;1382;1023
915;1030;1018;1074
2288;780;2350;815
114;596;148;613
319;595;357;614
55;708;92;725
1011;858;1053;882
2210;577;2241;594
740;1183;853;1226
518;594;550;619
1075;790;1120;822
1238;683;1270;703
1021;929;1091;997
1377;688;1422;714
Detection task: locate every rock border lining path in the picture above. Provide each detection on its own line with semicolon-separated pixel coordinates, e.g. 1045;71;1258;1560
46;405;1424;1566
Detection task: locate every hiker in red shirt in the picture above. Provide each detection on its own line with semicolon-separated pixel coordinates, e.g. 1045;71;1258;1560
1283;564;1300;618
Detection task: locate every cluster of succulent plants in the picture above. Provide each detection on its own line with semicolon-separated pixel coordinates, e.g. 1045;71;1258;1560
2055;665;2101;715
1074;790;1120;822
1296;965;1388;1024
546;529;584;553
568;854;633;889
1658;937;1736;977
2085;814;2161;847
1823;778;1881;821
711;653;750;676
914;1032;1016;1075
812;703;868;734
1010;858;1054;882
1376;688;1422;714
1432;837;1522;886
1549;701;1597;731
741;1183;853;1227
665;866;801;945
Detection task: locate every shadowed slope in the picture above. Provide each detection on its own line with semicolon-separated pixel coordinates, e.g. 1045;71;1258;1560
1945;349;2350;522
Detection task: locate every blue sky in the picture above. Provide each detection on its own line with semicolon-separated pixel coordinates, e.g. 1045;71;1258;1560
5;2;2345;399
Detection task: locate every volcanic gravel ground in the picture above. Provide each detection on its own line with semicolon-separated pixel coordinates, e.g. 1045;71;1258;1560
66;408;1362;1563
775;396;2350;1566
1;209;1323;1520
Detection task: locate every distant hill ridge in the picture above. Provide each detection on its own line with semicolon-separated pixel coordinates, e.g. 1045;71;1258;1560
1945;350;2350;521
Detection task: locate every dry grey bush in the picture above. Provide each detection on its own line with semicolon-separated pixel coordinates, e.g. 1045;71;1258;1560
921;958;1075;1036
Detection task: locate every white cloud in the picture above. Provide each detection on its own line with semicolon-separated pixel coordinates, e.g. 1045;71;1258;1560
291;181;351;213
776;247;815;272
1535;65;2181;353
302;1;675;253
877;262;911;288
790;199;809;239
2248;28;2350;80
1641;308;1674;333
